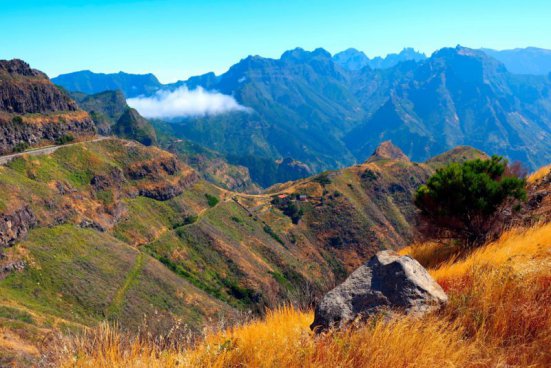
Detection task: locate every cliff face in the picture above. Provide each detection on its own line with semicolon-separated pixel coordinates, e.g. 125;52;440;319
0;59;78;114
0;59;96;153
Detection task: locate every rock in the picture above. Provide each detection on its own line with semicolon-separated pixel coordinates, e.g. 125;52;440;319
0;206;37;252
0;59;96;154
0;59;79;114
125;157;180;180
79;219;106;232
310;250;447;331
0;259;26;280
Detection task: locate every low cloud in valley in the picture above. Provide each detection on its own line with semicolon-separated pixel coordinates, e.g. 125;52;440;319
127;86;250;119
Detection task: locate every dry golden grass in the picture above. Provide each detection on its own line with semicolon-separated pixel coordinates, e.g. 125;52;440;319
52;223;551;368
528;164;551;183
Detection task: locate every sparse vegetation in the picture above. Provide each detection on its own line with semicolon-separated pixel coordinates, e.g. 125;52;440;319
263;224;284;245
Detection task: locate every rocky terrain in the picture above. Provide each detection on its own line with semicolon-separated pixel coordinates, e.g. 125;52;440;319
0;59;96;153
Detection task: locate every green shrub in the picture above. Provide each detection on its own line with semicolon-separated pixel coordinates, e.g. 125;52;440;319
12;116;23;124
263;225;284;245
205;193;219;207
55;134;75;145
313;173;331;186
415;156;526;247
13;142;29;153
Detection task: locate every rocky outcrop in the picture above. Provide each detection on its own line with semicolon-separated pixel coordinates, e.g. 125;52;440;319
138;172;199;201
366;141;410;163
311;250;447;331
90;168;125;191
126;156;180;179
0;206;37;252
0;59;78;114
0;113;96;154
138;183;184;201
0;259;26;280
0;59;97;154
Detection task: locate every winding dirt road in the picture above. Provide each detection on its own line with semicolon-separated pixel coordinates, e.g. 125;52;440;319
0;136;110;165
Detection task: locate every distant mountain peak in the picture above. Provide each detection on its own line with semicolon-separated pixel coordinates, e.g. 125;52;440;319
333;49;370;71
334;47;426;71
281;47;332;62
367;141;409;162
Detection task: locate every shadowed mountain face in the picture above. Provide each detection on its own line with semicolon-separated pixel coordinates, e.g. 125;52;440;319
345;47;551;168
52;46;551;185
52;70;162;98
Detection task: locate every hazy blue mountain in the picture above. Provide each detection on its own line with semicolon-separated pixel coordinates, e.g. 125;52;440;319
368;47;427;69
333;47;426;70
53;46;551;185
481;47;551;75
332;48;370;70
52;70;162;97
174;46;550;175
345;46;551;168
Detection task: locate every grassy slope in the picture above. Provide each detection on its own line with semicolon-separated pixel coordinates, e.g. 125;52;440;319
0;139;516;366
53;222;551;367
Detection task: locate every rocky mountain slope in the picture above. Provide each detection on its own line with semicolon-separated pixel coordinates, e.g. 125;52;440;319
0;139;492;347
53;46;551;185
0;59;96;154
113;107;157;146
1;137;548;366
69;90;260;192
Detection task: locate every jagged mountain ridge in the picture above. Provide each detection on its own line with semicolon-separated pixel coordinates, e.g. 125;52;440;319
333;47;427;71
51;46;551;185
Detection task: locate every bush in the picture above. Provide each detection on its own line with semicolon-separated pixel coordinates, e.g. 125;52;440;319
313;173;331;186
13;142;29;153
282;203;304;224
415;156;526;247
205;193;219;207
55;134;75;145
11;116;23;124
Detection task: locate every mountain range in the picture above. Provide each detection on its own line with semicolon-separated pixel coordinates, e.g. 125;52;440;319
52;46;551;187
1;56;550;366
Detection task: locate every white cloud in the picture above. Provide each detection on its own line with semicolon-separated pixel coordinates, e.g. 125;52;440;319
127;86;250;119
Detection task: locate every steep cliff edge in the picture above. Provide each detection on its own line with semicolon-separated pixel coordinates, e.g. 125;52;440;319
0;59;96;153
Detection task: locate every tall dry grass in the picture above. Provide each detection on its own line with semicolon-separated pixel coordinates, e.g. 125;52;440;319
51;223;551;368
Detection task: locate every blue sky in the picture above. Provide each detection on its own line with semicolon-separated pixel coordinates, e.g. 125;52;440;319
2;0;550;82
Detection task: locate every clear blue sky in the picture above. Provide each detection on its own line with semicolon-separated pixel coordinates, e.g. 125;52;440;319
2;0;550;82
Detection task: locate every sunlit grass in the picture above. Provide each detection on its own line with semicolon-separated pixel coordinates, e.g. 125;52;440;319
52;223;551;367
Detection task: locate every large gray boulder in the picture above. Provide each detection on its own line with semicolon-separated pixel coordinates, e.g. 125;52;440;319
311;250;447;331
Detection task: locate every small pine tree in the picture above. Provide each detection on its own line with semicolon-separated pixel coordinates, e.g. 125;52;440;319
415;156;526;247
